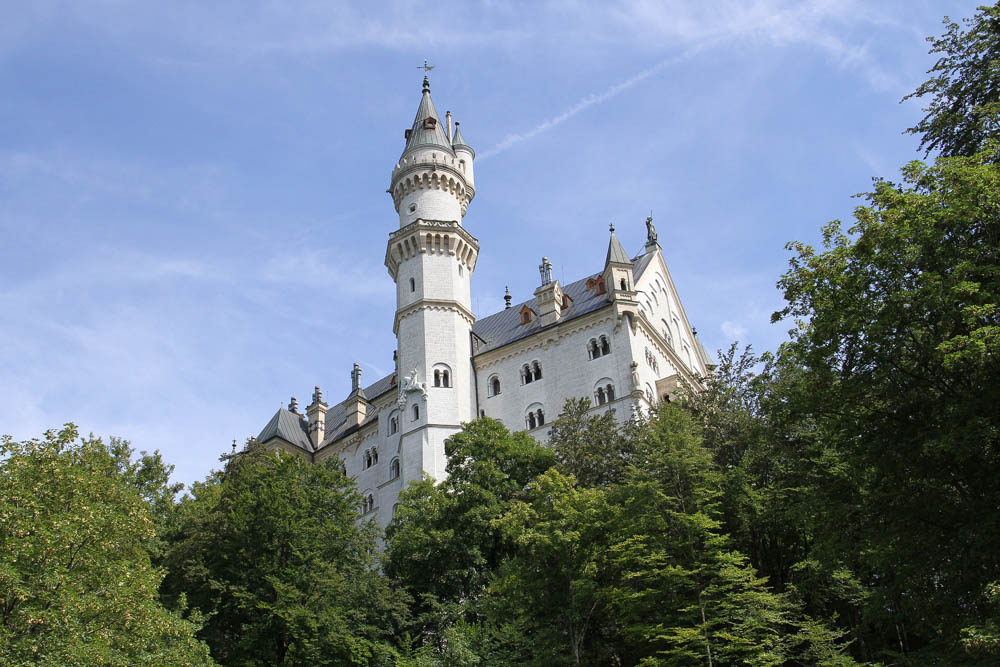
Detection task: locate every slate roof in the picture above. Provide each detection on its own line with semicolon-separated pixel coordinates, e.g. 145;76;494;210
257;372;397;452
256;408;314;452
402;80;453;156
472;246;660;356
451;123;471;152
605;230;632;265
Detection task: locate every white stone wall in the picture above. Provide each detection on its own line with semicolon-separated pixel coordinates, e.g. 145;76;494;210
474;309;639;436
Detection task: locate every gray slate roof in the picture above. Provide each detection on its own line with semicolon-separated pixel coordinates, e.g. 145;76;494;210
472;246;658;355
256;408;313;452
257;372;397;453
402;84;453;156
605;231;632;265
451;123;470;151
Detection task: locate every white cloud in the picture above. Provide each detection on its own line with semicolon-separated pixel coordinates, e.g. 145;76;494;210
720;320;749;341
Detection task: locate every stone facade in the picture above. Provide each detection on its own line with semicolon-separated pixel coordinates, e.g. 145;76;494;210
252;78;715;530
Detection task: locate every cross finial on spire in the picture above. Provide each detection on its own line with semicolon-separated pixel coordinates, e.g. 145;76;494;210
504;286;512;309
609;222;615;233
418;59;434;92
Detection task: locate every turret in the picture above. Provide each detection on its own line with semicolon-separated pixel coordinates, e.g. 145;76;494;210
389;76;475;227
533;256;565;327
603;224;640;331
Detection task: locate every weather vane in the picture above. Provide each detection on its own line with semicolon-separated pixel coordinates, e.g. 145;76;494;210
418;59;435;72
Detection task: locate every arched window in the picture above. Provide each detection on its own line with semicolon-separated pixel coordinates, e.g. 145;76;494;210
409;277;415;292
389;458;400;480
600;335;610;355
389;415;398;435
595;378;615;406
488;375;501;397
620;278;628;291
372;448;378;465
433;363;452;388
588;338;599;360
532;361;542;381
362;492;375;514
526;403;544;430
521;364;532;384
646;383;655;405
661;319;673;346
364;450;372;469
413;404;420;421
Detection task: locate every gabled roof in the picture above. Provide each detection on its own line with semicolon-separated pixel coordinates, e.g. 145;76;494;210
605;230;632;266
257;408;313;452
401;78;453;156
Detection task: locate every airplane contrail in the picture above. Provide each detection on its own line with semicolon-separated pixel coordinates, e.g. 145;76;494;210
477;45;708;161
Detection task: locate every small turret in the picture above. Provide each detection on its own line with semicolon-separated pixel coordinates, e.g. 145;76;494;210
533;256;565;327
602;224;640;331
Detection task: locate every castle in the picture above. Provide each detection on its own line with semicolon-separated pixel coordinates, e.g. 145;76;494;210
253;76;714;528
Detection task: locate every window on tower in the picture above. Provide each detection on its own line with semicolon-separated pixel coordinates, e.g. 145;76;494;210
409;278;415;292
433;363;452;388
413;404;420;421
488;375;501;397
389;458;400;481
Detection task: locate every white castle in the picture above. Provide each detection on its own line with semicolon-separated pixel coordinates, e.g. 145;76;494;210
253;76;714;527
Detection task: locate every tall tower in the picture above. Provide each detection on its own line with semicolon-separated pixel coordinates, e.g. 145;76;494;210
385;75;478;481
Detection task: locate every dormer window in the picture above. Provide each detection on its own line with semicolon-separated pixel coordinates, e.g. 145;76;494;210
423;117;437;130
404;129;412;140
520;305;535;325
586;276;606;295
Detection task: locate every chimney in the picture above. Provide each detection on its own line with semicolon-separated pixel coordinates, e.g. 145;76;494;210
306;385;328;447
346;362;368;427
533;257;564;327
445;111;453;143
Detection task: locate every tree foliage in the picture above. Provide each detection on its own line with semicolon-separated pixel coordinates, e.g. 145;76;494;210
904;3;1000;159
0;425;212;666
160;443;405;665
773;146;1000;660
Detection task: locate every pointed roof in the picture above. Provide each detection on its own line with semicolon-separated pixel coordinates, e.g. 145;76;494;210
401;76;453;156
452;121;471;150
256;407;313;452
605;226;632;266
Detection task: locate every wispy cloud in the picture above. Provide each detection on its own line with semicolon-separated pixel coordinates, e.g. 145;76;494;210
478;45;708;161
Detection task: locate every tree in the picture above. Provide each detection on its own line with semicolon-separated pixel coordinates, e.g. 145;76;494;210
384;418;554;648
904;3;1000;159
773;147;1000;659
609;404;856;666
0;425;213;665
548;397;631;488
160;443;405;665
492;469;617;666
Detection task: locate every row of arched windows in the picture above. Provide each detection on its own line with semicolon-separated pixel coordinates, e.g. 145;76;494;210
588;335;611;359
363;447;379;469
595;383;616;405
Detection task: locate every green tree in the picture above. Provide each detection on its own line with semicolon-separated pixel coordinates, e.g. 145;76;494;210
384;418;554;648
904;3;1000;159
0;425;213;665
773;147;1000;660
160;443;405;665
492;469;617;666
548;397;631;488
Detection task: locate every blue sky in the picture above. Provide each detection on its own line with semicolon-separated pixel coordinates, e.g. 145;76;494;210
0;0;980;487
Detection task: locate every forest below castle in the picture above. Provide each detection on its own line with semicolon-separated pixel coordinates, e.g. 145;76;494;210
2;5;999;665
